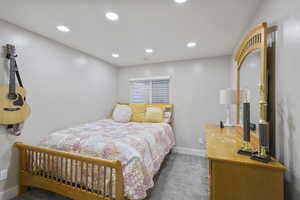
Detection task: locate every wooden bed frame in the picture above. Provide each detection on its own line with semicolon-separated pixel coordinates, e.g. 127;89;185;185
15;103;174;200
15;142;124;200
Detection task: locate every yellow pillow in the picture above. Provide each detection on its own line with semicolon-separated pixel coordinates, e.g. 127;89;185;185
145;106;163;123
129;103;146;122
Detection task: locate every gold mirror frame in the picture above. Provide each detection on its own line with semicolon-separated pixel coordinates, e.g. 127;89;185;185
235;22;268;125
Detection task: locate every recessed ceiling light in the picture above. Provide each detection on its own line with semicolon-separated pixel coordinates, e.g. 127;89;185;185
187;42;197;48
112;53;120;58
105;12;119;21
174;0;187;4
57;25;70;33
145;49;154;53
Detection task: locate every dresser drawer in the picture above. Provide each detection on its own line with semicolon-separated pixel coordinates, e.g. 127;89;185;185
209;159;284;200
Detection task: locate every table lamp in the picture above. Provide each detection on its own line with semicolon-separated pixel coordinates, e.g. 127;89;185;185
220;89;236;126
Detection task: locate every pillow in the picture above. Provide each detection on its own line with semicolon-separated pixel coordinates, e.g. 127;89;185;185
145;106;163;123
163;107;173;123
112;104;132;123
129;103;146;122
148;104;173;123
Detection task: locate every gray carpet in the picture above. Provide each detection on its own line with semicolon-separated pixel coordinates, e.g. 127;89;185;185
12;153;208;200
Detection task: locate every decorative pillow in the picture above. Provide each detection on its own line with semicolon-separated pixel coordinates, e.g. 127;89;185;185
112;104;132;123
163;107;173;123
129;103;146;122
145;106;163;123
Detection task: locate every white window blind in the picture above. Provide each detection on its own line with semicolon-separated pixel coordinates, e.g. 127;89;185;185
151;79;169;104
129;77;170;104
129;80;150;103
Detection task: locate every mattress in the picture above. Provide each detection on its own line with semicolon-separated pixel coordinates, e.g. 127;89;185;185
39;119;175;200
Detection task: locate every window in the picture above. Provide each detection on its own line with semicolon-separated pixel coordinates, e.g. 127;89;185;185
129;76;170;104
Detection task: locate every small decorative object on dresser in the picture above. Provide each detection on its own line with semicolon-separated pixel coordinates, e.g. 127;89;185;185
251;122;271;163
238;102;253;156
219;89;236;126
219;121;224;128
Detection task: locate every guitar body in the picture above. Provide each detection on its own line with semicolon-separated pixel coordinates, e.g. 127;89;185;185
0;85;31;124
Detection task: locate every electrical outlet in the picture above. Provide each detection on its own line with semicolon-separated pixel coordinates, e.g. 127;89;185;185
0;169;8;181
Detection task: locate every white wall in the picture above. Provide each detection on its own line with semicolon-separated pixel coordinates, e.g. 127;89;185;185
118;56;231;150
0;20;118;194
231;0;300;199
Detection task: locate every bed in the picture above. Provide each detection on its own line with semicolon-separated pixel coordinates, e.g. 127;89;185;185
15;104;175;200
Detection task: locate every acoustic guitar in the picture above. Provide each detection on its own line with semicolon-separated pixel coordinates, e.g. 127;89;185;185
0;44;30;124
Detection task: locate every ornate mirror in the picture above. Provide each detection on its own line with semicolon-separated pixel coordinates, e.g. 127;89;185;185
239;50;260;126
235;22;274;161
235;23;268;129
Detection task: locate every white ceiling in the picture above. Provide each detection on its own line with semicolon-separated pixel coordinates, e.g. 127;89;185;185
0;0;261;67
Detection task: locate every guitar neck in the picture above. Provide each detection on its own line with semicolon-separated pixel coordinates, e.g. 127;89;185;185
8;57;16;95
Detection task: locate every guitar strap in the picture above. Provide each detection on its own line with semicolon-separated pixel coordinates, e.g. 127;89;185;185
15;70;24;88
13;59;24;88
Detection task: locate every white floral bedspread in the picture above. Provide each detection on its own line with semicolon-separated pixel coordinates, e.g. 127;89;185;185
39;119;175;200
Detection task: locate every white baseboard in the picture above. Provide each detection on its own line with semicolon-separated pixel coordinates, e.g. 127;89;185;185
173;146;206;157
0;186;18;200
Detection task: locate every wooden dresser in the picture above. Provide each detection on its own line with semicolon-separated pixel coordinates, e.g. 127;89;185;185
205;124;285;200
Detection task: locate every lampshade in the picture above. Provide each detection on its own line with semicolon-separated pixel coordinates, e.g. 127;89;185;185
220;89;236;105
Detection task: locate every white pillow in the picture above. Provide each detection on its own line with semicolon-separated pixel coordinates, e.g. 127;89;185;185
163;111;172;123
112;104;132;123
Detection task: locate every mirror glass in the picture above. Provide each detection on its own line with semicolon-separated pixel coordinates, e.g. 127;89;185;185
239;50;260;128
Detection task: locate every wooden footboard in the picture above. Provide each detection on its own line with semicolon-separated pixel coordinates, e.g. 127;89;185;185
15;142;124;200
